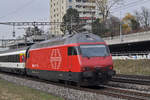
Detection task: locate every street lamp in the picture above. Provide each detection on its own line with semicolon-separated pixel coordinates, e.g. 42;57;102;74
119;1;124;42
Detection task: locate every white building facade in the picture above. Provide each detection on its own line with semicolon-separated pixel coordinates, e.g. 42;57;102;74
50;0;101;35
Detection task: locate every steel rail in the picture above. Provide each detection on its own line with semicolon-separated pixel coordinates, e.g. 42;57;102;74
112;74;150;85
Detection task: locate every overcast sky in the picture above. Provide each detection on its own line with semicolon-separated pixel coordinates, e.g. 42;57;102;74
0;0;150;39
0;0;50;39
0;0;50;21
111;0;150;18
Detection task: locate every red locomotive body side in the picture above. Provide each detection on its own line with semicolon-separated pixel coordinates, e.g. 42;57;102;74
26;44;81;72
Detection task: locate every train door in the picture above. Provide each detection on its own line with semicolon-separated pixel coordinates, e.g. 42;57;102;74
67;47;78;72
25;47;31;71
67;46;78;81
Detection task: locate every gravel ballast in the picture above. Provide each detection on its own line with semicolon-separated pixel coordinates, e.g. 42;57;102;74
0;73;124;100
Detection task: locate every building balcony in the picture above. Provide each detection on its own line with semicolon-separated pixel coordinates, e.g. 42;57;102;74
75;2;96;6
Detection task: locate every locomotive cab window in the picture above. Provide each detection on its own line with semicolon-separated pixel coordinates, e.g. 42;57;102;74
68;47;78;56
80;44;110;57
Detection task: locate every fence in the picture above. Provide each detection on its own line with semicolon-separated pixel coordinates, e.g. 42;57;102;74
112;52;150;60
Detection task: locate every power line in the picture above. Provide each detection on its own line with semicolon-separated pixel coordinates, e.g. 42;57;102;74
112;0;140;11
112;0;141;10
0;22;62;26
112;0;150;12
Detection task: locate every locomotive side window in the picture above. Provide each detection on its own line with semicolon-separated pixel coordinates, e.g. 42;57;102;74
68;47;77;56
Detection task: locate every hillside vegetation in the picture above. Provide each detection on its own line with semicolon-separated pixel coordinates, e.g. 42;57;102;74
114;60;150;75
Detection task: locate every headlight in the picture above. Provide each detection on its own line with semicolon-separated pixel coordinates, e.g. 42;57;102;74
108;66;113;70
82;67;91;71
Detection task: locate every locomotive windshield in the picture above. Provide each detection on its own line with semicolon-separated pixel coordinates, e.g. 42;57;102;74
80;44;110;57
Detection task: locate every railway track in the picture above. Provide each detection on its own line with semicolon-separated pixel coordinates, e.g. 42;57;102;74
97;85;150;100
0;72;150;100
112;74;150;85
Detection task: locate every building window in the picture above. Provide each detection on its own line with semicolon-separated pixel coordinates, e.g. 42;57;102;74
76;5;82;8
76;0;81;2
69;6;72;8
83;0;87;2
69;0;72;2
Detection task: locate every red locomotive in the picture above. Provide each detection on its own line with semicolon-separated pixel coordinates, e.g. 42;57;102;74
0;33;115;86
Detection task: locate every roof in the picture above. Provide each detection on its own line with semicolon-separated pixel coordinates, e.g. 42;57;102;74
0;47;28;54
30;32;105;50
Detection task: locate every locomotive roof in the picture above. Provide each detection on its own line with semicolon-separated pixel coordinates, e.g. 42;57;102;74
30;32;105;50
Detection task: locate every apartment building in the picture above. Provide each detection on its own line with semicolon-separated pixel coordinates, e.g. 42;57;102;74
50;0;100;34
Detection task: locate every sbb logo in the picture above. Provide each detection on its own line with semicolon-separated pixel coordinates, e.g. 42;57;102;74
50;49;62;69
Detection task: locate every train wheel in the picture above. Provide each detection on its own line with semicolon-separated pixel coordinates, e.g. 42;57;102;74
64;81;68;86
76;82;81;87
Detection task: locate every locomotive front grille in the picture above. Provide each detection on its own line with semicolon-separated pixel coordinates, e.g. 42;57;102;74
81;67;116;85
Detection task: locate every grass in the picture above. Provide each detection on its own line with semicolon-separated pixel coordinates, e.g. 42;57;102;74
0;79;64;100
113;59;150;75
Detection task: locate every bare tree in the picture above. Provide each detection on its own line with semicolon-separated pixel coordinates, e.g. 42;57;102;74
107;16;120;36
134;11;142;26
96;0;121;22
25;26;44;37
141;7;150;28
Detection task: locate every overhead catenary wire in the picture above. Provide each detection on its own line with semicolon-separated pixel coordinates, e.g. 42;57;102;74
111;0;150;12
112;0;142;11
